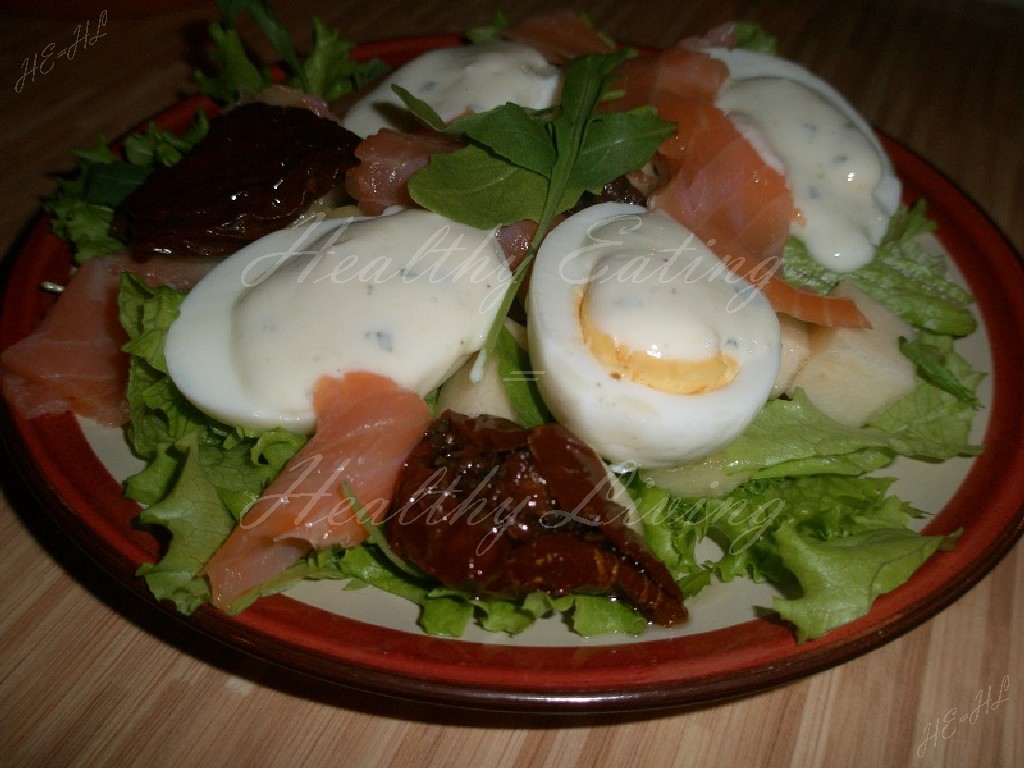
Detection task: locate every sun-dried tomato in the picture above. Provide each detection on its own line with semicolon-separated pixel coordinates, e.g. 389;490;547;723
386;411;687;627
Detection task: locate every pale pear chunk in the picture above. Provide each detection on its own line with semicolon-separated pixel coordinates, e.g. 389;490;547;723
771;314;811;398
435;321;525;420
787;282;916;426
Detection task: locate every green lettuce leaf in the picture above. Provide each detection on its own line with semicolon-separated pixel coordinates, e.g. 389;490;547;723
135;432;235;613
634;471;953;640
732;21;778;54
224;544;431;615
195;0;387;103
193;22;269;103
295;546;643;637
464;11;510;44
782;201;976;336
298;17;389;101
416;588;644;637
869;333;984;460
494;322;552;428
421;589;556;637
118;274;655;635
719;377;981;480
898;333;981;405
569;594;649;636
120;275;306;611
772;523;957;641
867;381;983;461
44;116;209;264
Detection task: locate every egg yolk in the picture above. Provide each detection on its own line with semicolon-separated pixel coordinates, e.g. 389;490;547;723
578;286;740;396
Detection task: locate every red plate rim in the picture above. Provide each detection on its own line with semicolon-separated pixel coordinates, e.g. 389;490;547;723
1;36;1023;712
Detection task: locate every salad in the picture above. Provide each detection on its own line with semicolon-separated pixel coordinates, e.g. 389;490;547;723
1;3;984;644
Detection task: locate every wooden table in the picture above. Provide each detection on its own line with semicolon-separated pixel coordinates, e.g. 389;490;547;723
1;1;1021;766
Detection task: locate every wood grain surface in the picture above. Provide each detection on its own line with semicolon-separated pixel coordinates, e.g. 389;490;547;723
1;1;1022;766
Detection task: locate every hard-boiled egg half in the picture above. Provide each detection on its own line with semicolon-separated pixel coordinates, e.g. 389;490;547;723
707;48;901;272
165;210;511;432
527;202;781;468
342;41;561;138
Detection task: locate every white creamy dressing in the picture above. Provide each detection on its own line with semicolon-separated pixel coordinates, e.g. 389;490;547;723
707;48;901;273
165;211;511;432
718;78;888;271
342;41;560;137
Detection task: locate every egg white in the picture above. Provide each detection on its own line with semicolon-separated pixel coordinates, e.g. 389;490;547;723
165;210;511;433
527;203;781;468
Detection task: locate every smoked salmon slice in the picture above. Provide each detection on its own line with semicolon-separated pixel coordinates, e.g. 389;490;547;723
345;128;463;216
602;45;729;114
653;100;796;270
504;9;615;64
1;256;130;426
0;254;211;426
651;96;869;328
604;45;869;328
201;372;432;610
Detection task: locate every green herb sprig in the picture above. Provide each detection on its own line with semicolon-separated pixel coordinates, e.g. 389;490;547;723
393;50;674;379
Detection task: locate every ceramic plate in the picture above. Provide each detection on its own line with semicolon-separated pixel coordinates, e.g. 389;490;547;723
2;36;1023;712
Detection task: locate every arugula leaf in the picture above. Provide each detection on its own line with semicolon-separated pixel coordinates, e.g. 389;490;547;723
80;162;152;208
453;103;557;175
407;144;552;227
389;85;448;131
399;51;673;380
393;89;558;179
211;0;300;77
543;51;632;226
570;107;673;192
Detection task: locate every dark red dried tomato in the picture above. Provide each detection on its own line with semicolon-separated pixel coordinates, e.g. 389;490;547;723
111;102;360;259
386;411;687;627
